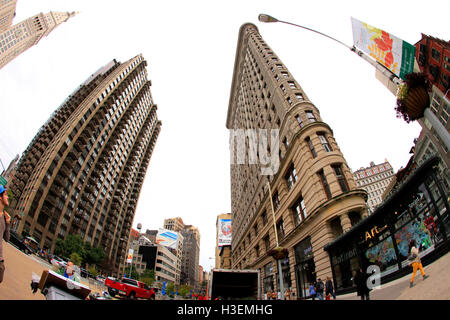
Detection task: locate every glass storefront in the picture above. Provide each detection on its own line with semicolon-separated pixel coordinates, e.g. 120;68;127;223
294;237;316;299
325;157;449;293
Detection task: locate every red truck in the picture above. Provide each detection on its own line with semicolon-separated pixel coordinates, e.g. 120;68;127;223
105;277;156;300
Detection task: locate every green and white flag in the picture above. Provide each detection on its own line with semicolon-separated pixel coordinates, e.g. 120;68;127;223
351;17;415;80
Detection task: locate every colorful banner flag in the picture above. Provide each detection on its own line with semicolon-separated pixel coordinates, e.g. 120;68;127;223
218;218;232;246
351;17;415;80
126;249;133;264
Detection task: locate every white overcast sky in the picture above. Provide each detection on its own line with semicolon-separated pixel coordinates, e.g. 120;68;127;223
0;0;448;271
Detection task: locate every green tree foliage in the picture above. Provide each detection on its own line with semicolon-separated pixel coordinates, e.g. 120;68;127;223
70;252;82;266
140;269;155;287
54;234;105;266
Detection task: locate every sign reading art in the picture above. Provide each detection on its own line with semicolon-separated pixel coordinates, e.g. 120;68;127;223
351;17;415;80
218;218;232;247
156;228;179;249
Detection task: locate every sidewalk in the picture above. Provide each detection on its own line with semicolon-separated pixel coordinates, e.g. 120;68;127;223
337;251;450;300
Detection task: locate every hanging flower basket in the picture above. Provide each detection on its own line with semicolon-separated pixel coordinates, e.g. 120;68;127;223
395;72;431;123
267;246;288;260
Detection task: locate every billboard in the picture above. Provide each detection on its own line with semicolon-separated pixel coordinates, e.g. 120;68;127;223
218;218;232;247
351;17;415;80
156;228;179;250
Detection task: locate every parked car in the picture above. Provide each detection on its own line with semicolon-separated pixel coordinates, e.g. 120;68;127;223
8;230;34;255
105;277;155;300
23;236;40;253
50;255;67;268
95;275;106;283
79;268;91;278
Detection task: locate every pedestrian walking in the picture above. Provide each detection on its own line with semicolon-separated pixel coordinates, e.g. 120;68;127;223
315;278;324;300
0;185;11;284
271;291;277;300
408;240;429;288
309;282;316;300
284;287;292;300
325;276;336;300
354;268;370;300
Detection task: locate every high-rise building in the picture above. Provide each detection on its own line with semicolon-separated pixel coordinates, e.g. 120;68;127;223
227;23;368;299
0;1;76;70
9;54;161;274
0;0;17;33
352;161;395;213
165;217;201;288
181;225;200;288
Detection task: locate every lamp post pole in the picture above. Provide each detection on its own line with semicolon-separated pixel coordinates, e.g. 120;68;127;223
267;181;285;300
258;14;402;86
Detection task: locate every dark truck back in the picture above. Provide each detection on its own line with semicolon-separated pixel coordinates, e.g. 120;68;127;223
209;269;260;300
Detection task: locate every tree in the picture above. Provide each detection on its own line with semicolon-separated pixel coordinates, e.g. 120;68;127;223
70;252;82;266
54;234;105;267
140;269;155;287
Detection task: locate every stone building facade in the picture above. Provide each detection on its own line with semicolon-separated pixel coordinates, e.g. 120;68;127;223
353;160;395;214
226;23;368;299
0;0;76;70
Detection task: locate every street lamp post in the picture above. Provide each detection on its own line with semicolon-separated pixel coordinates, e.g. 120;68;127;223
267;181;285;300
258;14;402;86
258;14;450;152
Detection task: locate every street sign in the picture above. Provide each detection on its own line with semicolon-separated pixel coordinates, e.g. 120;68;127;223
0;175;7;186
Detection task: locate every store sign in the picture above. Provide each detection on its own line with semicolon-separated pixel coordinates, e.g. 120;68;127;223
364;224;388;241
331;248;358;265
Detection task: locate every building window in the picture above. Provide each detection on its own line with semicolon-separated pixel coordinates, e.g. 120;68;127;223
292;195;307;226
276;218;285;239
285;163;298;190
318;133;332;152
288;81;296;89
261;210;268;225
296;93;304;101
264;235;271;251
296;114;304;128
431;48;440;61
306;137;317;158
318;169;332;199
306;110;316;122
272;191;280;211
333;164;349;192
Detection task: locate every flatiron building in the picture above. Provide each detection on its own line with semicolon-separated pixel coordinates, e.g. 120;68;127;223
227;23;368;299
9;54;161;273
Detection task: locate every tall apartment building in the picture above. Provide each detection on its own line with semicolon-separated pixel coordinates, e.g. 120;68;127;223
0;1;76;70
352;161;395;213
226;23;368;299
8;55;162;275
215;213;232;269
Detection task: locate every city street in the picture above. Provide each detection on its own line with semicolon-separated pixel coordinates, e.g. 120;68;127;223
337;252;450;300
0;242;106;300
1;239;448;300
